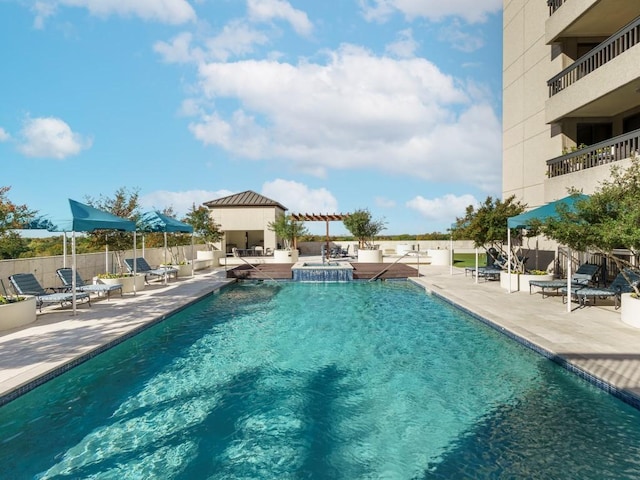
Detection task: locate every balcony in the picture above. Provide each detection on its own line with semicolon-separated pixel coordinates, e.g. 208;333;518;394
546;128;640;178
548;17;640;97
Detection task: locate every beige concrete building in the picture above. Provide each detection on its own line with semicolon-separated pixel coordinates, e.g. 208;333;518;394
503;0;640;208
203;190;287;255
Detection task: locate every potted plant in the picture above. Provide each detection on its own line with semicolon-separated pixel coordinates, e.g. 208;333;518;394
268;214;308;263
96;272;145;294
0;294;37;330
343;209;386;262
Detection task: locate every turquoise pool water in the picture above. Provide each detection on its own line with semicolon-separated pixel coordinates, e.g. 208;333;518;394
2;281;640;479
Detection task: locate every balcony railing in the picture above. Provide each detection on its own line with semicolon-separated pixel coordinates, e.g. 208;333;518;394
548;16;640;97
546;129;640;178
548;0;566;16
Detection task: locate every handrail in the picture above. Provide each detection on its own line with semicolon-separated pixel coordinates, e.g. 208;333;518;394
547;16;640;97
546;128;640;178
236;255;279;284
548;0;566;16
368;251;416;282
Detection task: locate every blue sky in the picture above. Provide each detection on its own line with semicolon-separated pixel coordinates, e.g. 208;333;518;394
0;0;502;236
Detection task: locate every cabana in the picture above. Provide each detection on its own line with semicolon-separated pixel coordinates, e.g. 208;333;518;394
507;194;588;311
63;199;137;314
137;211;194;277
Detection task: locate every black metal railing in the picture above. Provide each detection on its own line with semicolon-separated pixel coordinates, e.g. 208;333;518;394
548;0;566;16
548;16;640;96
546;129;640;178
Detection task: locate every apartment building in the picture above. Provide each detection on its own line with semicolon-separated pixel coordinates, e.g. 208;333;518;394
503;0;640;208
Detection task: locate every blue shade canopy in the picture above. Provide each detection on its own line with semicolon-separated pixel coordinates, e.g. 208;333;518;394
138;210;193;234
507;194;589;229
67;199;136;232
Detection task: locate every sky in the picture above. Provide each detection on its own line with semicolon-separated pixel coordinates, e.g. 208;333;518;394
0;0;503;236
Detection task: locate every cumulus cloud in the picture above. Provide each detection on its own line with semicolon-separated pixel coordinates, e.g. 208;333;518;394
406;193;478;223
359;0;501;24
140;189;233;217
17;117;92;159
247;0;313;36
36;0;195;26
0;127;10;142
261;179;338;213
187;44;501;192
32;1;57;29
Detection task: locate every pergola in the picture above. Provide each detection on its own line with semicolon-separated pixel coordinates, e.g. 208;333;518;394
290;213;349;258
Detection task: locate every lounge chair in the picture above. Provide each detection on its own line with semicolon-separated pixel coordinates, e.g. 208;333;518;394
9;272;91;312
529;263;601;297
56;268;123;300
565;269;640;309
124;257;178;284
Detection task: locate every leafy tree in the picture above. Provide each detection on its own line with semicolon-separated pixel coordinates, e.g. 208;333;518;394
537;156;640;294
0;186;36;259
452;195;527;270
268;214;308;249
183;204;224;247
342;209;386;249
84;187;141;274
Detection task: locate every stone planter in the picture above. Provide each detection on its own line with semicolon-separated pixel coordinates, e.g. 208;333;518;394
98;275;145;294
621;293;640;327
176;264;192;277
396;244;414;255
273;249;298;263
0;296;37;330
358;249;383;263
500;271;520;292
519;273;554;293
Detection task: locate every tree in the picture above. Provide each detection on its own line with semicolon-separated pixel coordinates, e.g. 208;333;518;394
183;204;223;247
84;187;141;274
538;156;640;294
0;186;36;259
452;195;527;270
342;209;386;249
268;214;308;249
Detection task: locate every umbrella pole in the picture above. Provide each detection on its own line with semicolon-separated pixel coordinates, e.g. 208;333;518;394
133;232;137;295
72;231;77;316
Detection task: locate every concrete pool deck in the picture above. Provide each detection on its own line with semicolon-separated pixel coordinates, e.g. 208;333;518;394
1;261;640;409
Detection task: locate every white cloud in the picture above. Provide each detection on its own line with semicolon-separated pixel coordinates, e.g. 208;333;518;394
17;117;92;159
385;28;418;58
261;179;338;213
359;0;501;24
188;45;501;192
38;0;196;25
247;0;313;36
0;127;10;142
406;193;478;222
140;189;233;217
439;21;484;52
154;32;202;64
32;1;57;29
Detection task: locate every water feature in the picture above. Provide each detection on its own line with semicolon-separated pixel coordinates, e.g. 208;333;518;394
291;261;354;282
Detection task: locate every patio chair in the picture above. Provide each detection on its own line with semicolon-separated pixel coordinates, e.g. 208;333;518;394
529;263;601;297
124;257;178;284
56;268;123;300
565;269;640;309
9;272;91;312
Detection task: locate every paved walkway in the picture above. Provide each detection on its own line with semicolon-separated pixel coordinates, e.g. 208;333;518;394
413;265;640;408
1;262;640;409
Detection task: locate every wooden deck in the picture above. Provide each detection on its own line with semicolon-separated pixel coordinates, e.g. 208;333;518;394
226;262;419;281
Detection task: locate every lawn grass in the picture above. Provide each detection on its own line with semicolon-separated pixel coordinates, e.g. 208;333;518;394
452;252;486;268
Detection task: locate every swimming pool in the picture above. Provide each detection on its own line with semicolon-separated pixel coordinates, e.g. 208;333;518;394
2;281;640;479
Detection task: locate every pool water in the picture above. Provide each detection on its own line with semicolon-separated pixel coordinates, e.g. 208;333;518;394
2;282;640;479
